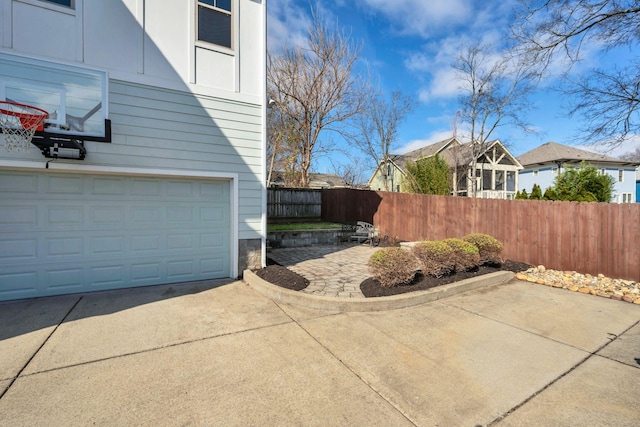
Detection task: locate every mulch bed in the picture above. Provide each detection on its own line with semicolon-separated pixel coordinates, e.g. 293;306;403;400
254;258;532;297
254;260;309;291
361;260;532;297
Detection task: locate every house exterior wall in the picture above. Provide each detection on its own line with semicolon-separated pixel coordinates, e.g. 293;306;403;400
518;166;558;195
519;163;636;203
0;0;266;273
2;0;264;100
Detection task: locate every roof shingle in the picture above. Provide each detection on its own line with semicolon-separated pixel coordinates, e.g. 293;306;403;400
517;142;628;166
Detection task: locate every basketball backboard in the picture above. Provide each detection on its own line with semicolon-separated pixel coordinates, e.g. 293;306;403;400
0;52;109;141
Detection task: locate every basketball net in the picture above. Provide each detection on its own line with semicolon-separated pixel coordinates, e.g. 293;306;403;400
0;102;49;153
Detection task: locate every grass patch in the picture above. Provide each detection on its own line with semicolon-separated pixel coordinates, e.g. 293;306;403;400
268;222;343;231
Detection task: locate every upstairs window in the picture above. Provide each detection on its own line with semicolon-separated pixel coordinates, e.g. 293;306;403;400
197;0;232;49
42;0;73;7
618;169;624;182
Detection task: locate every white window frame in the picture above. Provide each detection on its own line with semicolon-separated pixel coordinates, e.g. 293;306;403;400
533;169;539;177
196;0;233;51
552;167;558;174
618;169;624;182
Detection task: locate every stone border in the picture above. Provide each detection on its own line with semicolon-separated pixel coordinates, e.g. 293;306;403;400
244;269;515;312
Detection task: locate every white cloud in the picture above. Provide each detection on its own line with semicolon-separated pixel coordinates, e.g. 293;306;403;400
358;0;473;38
419;67;463;101
267;0;311;52
582;135;640;158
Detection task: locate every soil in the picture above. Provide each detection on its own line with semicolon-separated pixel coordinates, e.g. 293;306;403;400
254;263;309;291
255;258;532;297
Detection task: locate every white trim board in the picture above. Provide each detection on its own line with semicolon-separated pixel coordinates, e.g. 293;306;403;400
0;160;240;278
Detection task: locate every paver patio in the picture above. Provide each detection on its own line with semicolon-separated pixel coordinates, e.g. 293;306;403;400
268;244;378;298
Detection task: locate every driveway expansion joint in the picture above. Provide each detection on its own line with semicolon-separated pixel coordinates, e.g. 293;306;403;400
9;319;297;380
487;318;640;426
0;296;83;401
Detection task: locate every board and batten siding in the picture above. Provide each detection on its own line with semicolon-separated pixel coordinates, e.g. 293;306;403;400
0;79;264;240
107;80;264;240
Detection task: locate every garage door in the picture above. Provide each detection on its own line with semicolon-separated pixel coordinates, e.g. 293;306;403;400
0;170;231;301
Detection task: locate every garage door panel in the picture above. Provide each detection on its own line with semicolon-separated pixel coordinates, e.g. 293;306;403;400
91;177;127;195
167;206;194;222
0;205;38;225
46;237;84;257
0;173;38;192
47;269;84;290
201;257;226;276
131;179;162;196
47;205;85;224
48;175;85;194
0;238;37;261
91;206;126;224
90;265;125;286
91;235;125;256
0;171;231;301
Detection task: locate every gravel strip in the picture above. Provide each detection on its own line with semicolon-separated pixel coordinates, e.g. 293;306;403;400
516;266;640;304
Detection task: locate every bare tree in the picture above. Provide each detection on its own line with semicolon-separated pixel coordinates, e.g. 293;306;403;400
267;13;368;187
455;44;536;197
619;146;640;161
513;0;640;145
330;157;366;187
348;90;416;191
266;105;299;187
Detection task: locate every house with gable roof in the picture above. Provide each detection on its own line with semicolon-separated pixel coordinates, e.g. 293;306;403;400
517;142;639;203
368;137;522;199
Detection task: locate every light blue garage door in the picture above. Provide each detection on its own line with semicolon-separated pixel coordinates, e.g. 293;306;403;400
0;170;231;301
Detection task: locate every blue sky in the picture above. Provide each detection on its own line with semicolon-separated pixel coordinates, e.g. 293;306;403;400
267;0;640;175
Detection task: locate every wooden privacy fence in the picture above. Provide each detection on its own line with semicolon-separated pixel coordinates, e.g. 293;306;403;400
268;188;322;222
322;188;640;281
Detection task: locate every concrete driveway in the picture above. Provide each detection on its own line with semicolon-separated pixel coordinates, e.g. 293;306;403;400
1;278;639;426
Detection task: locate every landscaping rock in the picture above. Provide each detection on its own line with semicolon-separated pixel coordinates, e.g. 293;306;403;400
516;267;640;305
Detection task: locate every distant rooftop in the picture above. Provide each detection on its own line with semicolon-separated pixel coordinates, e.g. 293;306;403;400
517;142;636;167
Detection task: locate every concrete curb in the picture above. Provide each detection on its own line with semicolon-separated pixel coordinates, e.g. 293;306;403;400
244;269;515;312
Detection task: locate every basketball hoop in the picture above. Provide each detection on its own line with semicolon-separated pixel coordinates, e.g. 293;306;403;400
0;101;49;152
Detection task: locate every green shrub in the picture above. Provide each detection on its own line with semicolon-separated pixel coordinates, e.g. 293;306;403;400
368;247;419;287
516;189;529;200
543;187;556;200
530;184;543;200
443;238;480;271
412;240;456;278
462;233;503;265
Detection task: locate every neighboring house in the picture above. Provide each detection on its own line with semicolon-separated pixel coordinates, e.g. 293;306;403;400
517;142;639;203
0;1;266;301
268;172;349;189
368;137;454;193
368;137;522;199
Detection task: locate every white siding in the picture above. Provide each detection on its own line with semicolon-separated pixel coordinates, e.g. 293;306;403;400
0;79;264;239
1;0;265;100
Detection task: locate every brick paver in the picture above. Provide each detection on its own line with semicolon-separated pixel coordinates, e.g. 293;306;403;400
267;244;379;298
